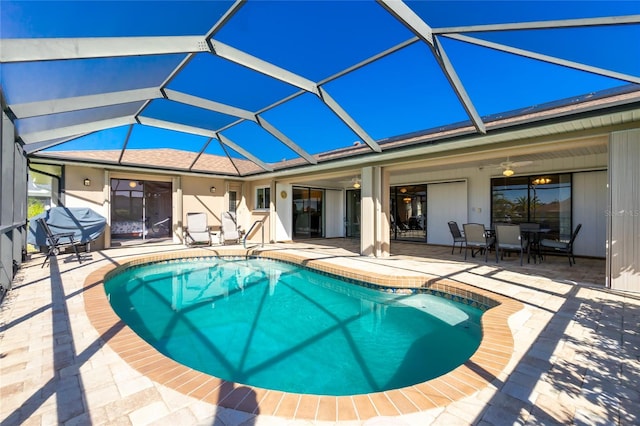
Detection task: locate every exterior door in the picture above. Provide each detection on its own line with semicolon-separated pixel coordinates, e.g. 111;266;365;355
346;189;360;238
110;179;172;241
293;187;324;239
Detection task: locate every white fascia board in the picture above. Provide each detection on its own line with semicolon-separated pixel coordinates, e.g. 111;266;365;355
20;116;135;143
444;33;640;85
137;117;216;138
10;88;163;119
318;87;382;152
164;89;257;121
210;40;320;95
217;133;273;172
377;0;434;45
256;117;318;165
1;36;210;62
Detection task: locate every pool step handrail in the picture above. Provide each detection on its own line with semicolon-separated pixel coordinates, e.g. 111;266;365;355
243;218;267;248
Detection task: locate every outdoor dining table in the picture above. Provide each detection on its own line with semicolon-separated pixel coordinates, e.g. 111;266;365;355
520;227;551;264
488;224;551;264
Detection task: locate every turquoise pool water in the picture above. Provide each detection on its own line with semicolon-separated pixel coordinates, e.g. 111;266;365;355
104;257;483;396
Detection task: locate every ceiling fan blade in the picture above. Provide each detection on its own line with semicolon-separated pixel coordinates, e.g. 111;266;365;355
511;160;533;167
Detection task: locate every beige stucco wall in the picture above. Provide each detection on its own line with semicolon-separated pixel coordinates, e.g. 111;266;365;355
181;176;226;232
63;166;108;250
64;167;239;247
245;178;273;244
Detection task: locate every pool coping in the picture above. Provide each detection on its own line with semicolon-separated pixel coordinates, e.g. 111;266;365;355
83;248;523;422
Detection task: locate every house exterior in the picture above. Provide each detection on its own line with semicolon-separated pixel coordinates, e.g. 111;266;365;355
5;89;638;293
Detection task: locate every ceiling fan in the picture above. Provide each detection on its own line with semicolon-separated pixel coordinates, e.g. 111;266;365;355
489;159;533;177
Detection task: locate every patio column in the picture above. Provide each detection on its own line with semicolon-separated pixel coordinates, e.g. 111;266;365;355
608;129;640;292
360;166;390;257
173;176;182;244
103;171;111;248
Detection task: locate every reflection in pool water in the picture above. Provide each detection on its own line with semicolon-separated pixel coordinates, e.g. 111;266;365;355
105;257;483;396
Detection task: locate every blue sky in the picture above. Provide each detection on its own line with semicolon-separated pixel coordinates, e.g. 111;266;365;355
2;1;638;164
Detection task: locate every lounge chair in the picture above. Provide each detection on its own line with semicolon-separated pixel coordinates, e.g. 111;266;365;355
221;211;241;244
447;221;466;254
184;212;211;246
540;224;582;266
36;217;84;267
495;224;524;266
463;223;495;262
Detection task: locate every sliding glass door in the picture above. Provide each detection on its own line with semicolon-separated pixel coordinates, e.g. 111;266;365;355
292;187;324;239
391;185;427;241
110;179;172;242
345;189;360;238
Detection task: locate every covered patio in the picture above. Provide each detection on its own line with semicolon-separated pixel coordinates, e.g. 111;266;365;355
2;240;637;425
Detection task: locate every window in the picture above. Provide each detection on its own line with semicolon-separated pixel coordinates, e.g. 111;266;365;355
491;173;572;240
229;191;238;213
255;187;270;210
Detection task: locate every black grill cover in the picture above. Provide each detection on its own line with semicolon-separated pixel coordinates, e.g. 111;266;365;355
28;207;107;247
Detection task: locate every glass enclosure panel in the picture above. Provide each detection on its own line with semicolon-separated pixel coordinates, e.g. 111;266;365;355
391;185;427;242
142;98;238;132
491;174;572;240
17;102;143;136
324;43;469;141
27;164;62;252
28;164;62;218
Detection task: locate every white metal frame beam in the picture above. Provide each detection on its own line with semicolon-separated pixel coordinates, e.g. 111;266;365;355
23;136;90;154
318;87;382;152
378;0;486;134
20;116;135;143
217;133;273;172
256;117;318;165
163;89;257;121
443;33;640;85
209;40;380;153
10;88;163;118
210;40;319;95
432;15;640;34
137;116;215;138
1;36;210;62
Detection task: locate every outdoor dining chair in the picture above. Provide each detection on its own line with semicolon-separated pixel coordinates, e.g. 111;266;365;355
447;221;466;254
495;224;524;266
540;223;582;266
463;223;495;262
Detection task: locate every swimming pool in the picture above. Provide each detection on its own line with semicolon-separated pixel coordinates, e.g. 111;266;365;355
104;256;484;396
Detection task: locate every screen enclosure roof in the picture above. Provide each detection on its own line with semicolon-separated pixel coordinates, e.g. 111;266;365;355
2;0;639;177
